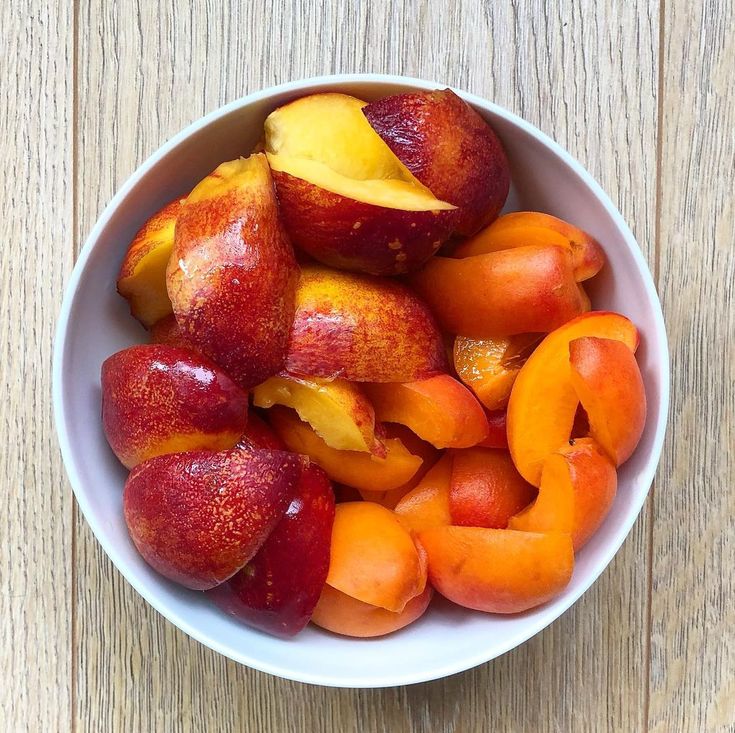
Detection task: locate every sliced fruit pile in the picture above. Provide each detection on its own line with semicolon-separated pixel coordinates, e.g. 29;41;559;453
103;89;647;639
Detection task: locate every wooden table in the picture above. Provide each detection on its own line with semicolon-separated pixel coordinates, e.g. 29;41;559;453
3;1;733;731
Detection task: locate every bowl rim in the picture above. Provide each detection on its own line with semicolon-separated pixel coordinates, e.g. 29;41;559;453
53;72;670;687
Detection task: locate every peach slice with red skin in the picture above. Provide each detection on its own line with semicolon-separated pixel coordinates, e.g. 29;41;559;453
454;211;605;281
417;526;574;613
123;448;300;590
363;375;489;449
363;89;510;236
149;313;196;351
208;460;335;637
311;583;433;638
509;437;617;551
394;453;454;533
268;406;422;492
101;344;248;469
409;246;587;338
507;312;639;485
253;374;379;453
569;337;647;466
117;198;183;328
167;154;298;389
326;502;427;612
286;265;448;382
449;448;536;529
265;93;456;275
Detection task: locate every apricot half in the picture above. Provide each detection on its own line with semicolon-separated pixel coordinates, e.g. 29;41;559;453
417;526;574;613
394;453;454;533
507;312;639;485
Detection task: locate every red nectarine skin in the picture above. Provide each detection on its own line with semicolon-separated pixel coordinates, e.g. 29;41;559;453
417;526;574;613
101;344;249;469
286;265;448;382
363;89;510;236
449;448;536;529
149;313;197;351
409;246;586;338
272;170;456;276
168;155;299;389
207;462;335;637
123;449;300;590
311;583;433;638
236;411;287;451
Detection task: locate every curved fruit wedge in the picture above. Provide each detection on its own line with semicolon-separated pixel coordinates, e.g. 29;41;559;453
417;526;574;613
287;265;448;382
508;437;617;551
326;502;427;612
268;406;421;491
449;448;536;529
101;344;248;469
569;337;647;466
253;374;378;453
208;462;335;637
123;448;300;590
409;246;587;338
363;375;489;448
454;211;605;281
167;154;298;388
311;583;433;638
117;198;183;327
507;312;639;485
453;333;542;410
394;453;453;533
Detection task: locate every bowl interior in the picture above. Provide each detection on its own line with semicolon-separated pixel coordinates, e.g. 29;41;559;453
54;75;668;687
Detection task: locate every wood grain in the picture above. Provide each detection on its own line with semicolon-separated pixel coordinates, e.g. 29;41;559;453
2;0;732;730
648;1;735;731
0;1;75;731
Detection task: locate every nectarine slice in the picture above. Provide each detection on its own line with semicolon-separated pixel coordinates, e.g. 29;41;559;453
454;211;605;281
286;265;448;382
268;407;421;492
117;198;183;328
149;313;195;351
409;246;587;337
394;453;453;533
236;412;286;451
507;312;639;485
508;437;617;551
311;583;433;638
327;502;426;612
253;374;378;453
417;526;574;613
569;337;647;466
363;375;489;449
449;448;536;529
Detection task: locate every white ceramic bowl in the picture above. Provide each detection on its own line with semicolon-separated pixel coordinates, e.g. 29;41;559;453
54;74;669;688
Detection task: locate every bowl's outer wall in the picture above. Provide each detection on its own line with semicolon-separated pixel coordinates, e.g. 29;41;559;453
54;75;668;687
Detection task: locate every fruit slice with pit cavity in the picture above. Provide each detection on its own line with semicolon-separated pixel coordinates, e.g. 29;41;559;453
363;375;488;448
268;406;422;492
253;374;378;453
417;526;574;613
449;448;536;529
394;453;454;533
507;312;639;485
117;198;183;328
508;437;617;551
409;246;587;338
454;211;605;281
326;502;427;612
569;337;647;466
311;583;433;638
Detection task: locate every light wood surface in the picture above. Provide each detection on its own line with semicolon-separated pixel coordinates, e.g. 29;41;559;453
2;1;732;730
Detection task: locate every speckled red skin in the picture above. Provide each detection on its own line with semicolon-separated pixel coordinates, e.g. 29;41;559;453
286;266;448;382
149;313;197;351
208;461;335;637
101;344;248;469
477;409;509;450
363;90;510;237
123;449;300;590
235;411;287;451
168;155;298;389
272;170;456;276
